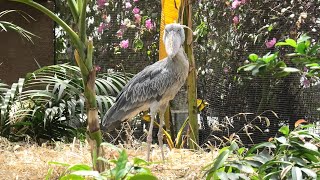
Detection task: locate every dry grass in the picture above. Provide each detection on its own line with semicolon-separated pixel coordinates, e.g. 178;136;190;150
0;137;217;180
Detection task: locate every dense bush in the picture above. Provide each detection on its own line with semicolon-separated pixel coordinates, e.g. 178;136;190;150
204;120;320;179
0;64;130;142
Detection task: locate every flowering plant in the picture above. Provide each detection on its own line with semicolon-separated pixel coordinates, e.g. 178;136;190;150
55;0;160;72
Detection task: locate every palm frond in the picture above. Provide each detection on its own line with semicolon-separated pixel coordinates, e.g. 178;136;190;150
0;10;37;42
0;64;131;141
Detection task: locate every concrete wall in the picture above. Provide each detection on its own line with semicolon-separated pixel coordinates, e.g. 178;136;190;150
0;1;54;85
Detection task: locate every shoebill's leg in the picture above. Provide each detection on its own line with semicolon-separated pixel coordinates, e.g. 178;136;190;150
147;110;156;161
158;106;167;161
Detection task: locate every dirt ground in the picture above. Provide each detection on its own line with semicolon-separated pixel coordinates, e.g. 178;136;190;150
0;137;217;180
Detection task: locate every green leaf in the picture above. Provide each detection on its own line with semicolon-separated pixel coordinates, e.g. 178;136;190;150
300;168;317;178
209;149;230;172
263;53;277;63
243;64;258;72
276;42;290;46
307;44;320;55
229;141;239;151
275;136;287;144
60;174;85;180
71;170;102;179
228;163;254;174
296;43;306;54
252;64;267;76
285;39;297;47
279;126;290;135
133;157;149;166
133;38;144;50
297;34;311;44
45;168;53;180
274;71;290;78
291;167;302;180
275;61;287;68
114;150;129;179
303;142;318;152
280;164;293;179
281;67;300;73
246;142;276;155
48;161;70;167
248;54;259;62
68;164;92;171
128;173;158;180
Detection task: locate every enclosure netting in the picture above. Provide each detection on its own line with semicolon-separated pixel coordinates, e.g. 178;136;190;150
195;0;320;146
55;0;320;146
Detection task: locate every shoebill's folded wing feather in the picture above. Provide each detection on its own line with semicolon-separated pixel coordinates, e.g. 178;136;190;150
102;59;173;129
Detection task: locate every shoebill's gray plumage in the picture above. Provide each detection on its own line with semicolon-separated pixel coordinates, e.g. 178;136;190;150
102;23;190;161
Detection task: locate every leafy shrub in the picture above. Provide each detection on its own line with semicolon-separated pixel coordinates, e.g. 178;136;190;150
0;64;131;142
47;143;157;180
204;120;319;179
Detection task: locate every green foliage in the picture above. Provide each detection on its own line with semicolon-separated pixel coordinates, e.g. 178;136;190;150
48;143;157;180
239;34;320;80
204;121;320;179
0;64;131;142
0;10;36;42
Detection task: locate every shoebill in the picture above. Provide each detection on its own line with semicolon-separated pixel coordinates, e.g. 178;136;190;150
102;23;190;161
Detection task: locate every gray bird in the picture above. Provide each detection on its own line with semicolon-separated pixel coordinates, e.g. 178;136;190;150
102;23;190;161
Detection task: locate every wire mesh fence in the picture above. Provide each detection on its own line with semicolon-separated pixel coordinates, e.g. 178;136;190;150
54;0;320;146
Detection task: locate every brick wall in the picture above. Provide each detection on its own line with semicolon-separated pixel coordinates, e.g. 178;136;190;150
0;0;54;85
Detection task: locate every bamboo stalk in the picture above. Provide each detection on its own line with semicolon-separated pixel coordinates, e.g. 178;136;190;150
181;0;199;149
10;0;105;172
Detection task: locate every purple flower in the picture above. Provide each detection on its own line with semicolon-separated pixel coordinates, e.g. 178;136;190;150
95;66;101;72
120;39;129;49
116;29;124;38
232;0;242;9
133;0;138;2
233;16;239;25
125;2;132;9
132;7;140;14
134;14;141;24
97;0;106;8
98;23;105;33
265;38;277;48
145;19;153;30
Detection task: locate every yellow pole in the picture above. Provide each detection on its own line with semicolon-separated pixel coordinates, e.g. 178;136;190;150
160;0;181;136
